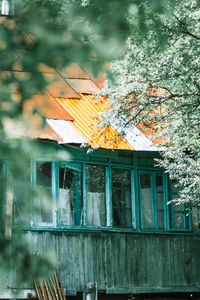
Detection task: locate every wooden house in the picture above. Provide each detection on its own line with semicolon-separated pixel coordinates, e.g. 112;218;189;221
0;64;200;300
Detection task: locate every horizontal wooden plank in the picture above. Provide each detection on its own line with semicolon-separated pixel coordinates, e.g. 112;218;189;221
1;232;200;295
106;286;200;294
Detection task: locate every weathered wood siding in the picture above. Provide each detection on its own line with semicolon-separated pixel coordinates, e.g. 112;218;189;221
5;231;200;294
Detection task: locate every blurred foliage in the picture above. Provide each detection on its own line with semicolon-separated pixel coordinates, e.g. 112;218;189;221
0;0;178;290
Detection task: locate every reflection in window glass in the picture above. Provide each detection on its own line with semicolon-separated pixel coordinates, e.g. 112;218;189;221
36;162;52;224
59;166;82;226
112;169;132;228
156;174;164;229
86;165;106;226
173;213;185;229
140;174;154;228
170;181;189;230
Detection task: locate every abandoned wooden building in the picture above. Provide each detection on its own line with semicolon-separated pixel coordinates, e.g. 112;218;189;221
0;64;200;300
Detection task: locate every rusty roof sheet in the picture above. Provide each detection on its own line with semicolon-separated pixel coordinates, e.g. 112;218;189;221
45;73;80;99
34;123;63;142
55;94;134;150
65;79;98;94
59;63;90;79
24;94;74;121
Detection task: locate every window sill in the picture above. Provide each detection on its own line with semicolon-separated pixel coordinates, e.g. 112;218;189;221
12;225;200;236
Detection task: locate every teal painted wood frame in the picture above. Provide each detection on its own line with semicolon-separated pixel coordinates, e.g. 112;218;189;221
133;154;140;230
31;160;55;227
111;165;134;229
152;173;158;229
105;165;112;227
82;162;87;226
30;159;36;226
52;162;59;227
168;180;191;231
7;154;192;233
131;169;136;229
57;162;83;226
138;170;154;230
163;172;170;230
138;170;172;231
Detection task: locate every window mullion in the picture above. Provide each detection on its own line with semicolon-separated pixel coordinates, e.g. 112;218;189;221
52;162;58;227
163;173;170;230
131;169;136;229
105;165;112;227
152;173;158;229
31;159;36;226
82;162;87;226
133;154;140;230
169;180;174;229
138;171;144;229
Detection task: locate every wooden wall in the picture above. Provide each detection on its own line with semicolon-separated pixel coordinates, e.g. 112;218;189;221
4;230;200;295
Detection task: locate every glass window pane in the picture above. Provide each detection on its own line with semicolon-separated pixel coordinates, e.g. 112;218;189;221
173;202;184;211
173;213;184;229
156;174;164;229
171;181;184;210
140;173;154;229
59;166;82;226
158;211;165;229
170;180;190;230
35;162;53;224
86;165;106;227
156;174;164;209
112;169;132;228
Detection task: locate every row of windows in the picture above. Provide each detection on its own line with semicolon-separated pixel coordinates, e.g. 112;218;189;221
1;161;191;231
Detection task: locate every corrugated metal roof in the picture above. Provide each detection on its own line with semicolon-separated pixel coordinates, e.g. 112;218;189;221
34;124;63;142
110;117;159;151
55;94;134;150
46;119;86;144
118;124;158;151
11;65;158;151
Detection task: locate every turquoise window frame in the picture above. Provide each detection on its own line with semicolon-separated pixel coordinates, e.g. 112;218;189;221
168;180;192;231
31;160;56;227
111;166;135;229
85;163;107;228
58;162;83;227
138;170;170;231
0;157;192;233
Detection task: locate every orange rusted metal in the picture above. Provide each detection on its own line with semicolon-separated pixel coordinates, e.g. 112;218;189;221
24;94;74;121
56;94;134;150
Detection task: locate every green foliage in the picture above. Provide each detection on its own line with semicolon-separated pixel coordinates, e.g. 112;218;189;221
101;0;200;207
